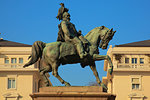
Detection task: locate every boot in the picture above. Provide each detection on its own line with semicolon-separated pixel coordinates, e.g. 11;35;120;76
76;44;87;59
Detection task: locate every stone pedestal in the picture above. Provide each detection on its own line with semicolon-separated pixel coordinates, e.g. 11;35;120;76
30;86;116;100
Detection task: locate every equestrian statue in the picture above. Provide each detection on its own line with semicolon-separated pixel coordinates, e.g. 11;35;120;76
23;3;116;90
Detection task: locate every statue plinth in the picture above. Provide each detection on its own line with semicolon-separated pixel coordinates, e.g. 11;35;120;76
30;86;116;100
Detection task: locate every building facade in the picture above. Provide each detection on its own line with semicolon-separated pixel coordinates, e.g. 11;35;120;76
0;39;42;100
105;40;150;100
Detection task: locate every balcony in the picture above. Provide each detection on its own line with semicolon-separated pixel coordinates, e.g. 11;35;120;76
0;64;35;68
117;64;150;69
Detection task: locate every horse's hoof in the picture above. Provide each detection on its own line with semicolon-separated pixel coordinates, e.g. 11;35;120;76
65;83;71;86
40;71;44;76
45;83;50;87
108;67;113;75
44;81;50;87
101;83;108;90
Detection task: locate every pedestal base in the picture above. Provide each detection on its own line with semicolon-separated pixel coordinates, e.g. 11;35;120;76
30;86;116;100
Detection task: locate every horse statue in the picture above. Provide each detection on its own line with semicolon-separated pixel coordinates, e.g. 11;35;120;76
23;26;116;89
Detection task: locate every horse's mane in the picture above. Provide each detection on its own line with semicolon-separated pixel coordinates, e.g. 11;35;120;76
84;27;102;38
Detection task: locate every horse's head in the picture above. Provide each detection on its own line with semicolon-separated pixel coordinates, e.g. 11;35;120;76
99;26;116;49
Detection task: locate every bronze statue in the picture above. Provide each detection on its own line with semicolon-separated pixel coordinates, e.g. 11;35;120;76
24;26;116;89
23;3;116;90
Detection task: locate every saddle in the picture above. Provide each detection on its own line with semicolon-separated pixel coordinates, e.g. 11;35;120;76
59;42;77;58
59;42;92;68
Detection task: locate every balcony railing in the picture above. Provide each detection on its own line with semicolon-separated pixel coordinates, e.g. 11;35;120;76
117;64;150;69
0;64;35;68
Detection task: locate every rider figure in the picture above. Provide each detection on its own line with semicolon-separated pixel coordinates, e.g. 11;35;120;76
58;12;88;59
56;3;69;21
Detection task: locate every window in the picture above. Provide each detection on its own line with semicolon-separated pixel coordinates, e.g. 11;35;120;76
19;58;23;63
132;84;139;89
131;78;140;90
11;58;17;63
125;58;129;63
5;58;9;64
132;58;137;64
11;58;17;68
140;58;144;64
8;78;16;89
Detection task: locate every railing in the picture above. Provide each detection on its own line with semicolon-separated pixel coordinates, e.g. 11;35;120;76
117;64;150;69
0;64;35;68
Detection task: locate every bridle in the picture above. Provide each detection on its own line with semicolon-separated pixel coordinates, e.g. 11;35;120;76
99;29;110;48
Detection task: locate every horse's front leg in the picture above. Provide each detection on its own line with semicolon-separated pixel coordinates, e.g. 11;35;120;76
93;54;113;75
89;63;107;90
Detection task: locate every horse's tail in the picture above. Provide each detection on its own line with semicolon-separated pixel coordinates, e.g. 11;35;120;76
23;41;46;68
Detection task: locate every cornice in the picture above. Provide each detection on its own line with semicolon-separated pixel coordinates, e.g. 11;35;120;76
0;51;31;55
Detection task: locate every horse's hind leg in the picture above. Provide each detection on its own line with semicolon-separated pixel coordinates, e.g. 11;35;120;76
43;73;50;86
40;65;52;86
52;62;71;86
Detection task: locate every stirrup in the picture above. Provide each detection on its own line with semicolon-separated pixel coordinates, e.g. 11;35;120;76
79;52;87;59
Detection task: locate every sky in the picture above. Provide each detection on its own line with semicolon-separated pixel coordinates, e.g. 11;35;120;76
0;0;150;86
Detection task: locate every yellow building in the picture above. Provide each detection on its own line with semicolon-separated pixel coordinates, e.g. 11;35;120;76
105;40;150;100
0;39;42;100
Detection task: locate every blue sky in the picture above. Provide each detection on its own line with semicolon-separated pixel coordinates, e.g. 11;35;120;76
0;0;150;86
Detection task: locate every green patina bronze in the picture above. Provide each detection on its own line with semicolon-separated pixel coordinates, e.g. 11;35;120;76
24;26;115;89
23;3;116;90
